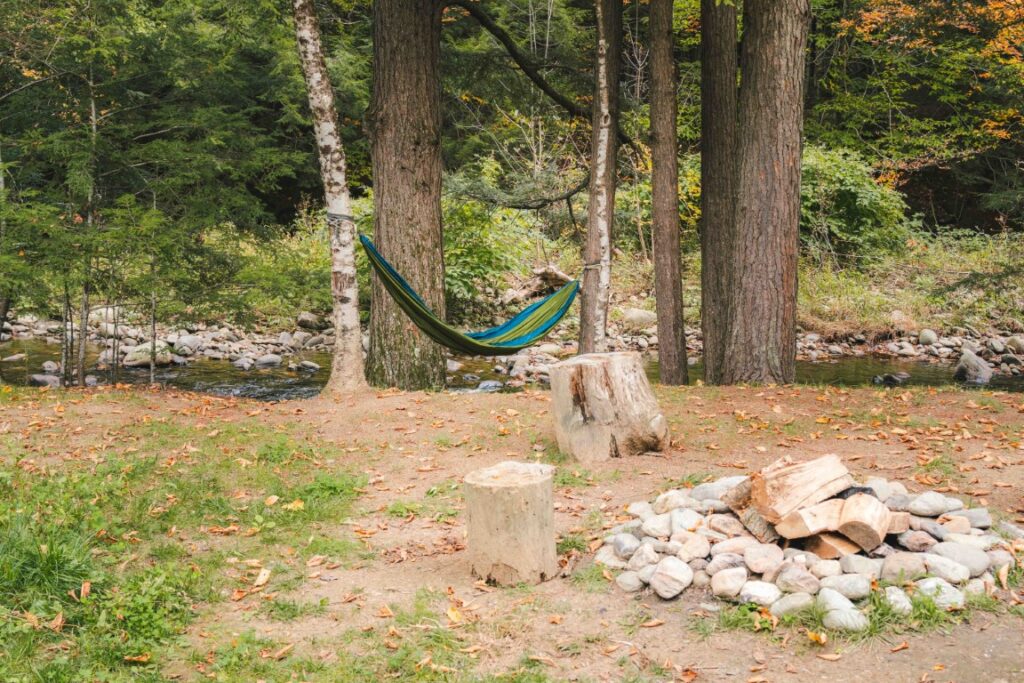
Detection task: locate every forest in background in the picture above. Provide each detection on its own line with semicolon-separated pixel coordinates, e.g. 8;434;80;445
1;0;1022;334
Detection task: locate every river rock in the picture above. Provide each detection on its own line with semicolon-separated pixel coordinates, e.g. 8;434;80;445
919;329;938;345
839;554;882;578
922;553;970;584
770;592;814;618
610;533;641;560
744;543;784;575
672;531;711;562
884;586;913;615
898;530;937;552
637;563;658;584
944;533;999;550
710;536;759;557
823;608;869;632
916;577;964;610
626;543;660;571
297;360;320;372
885;494;912;512
881;552;927;581
670;508;705;534
627;501;655;520
987;549;1014;571
711;566;748;598
930;542;990;577
29;374;60;387
1007;335;1024;354
775;564;821;594
953;349;993;384
1;353;26;362
255;353;283;367
708;514;746;537
739;581;781;606
123;342;172;367
996;520;1024;540
653;490;699;514
616;571;644;593
690;476;747;502
820;573;871;600
706;553;746;576
908;491;948;517
948;508;992;529
939;516;971;534
233;356;255;370
648;557;693;599
297;311;323;330
594;545;628;570
816;587;854;612
42;360;60;373
811;560;842;579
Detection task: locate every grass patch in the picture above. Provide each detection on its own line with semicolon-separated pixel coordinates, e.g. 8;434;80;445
571;564;611;593
556;533;587;555
260;597;328;621
553;467;593;488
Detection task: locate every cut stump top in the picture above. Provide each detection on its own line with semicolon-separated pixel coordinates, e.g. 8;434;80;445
464;461;554;488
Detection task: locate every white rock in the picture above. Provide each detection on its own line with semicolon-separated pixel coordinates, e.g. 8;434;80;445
770;592;814;618
627;501;656;520
884;586;913;615
594;545;628;570
711;566;748;598
864;477;892;502
908;491;948;517
775;564;821;594
627;543;661;571
648;557;694;599
610;533;640;560
690;476;747;501
739;580;782;606
670;508;705;535
915;577;965;610
706;553;746;576
930;542;990;577
671;531;711;562
637;563;657;584
641;513;673;539
922;553;970;584
616;571;644;592
820;573;872;600
817;587;854;612
652;490;698;514
823;608;869;631
710;536;759;557
839;554;883;578
744;543;784;575
707;514;746;537
943;533;999;550
811;560;842;579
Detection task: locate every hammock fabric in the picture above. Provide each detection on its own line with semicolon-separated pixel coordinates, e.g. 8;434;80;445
360;234;578;356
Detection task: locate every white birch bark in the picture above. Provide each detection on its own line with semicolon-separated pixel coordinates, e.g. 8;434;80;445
292;0;366;393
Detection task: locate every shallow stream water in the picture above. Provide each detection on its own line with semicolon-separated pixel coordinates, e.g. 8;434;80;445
1;338;1022;401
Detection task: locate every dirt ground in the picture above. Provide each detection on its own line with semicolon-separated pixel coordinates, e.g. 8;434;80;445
3;382;1023;681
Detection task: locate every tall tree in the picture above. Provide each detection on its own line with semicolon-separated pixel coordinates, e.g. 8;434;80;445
699;0;738;384
292;0;366;394
721;0;810;383
579;0;622;354
649;0;687;384
365;0;446;389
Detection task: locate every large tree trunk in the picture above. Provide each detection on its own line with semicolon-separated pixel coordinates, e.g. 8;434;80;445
579;0;622;354
721;0;809;384
292;0;366;395
365;0;446;390
649;0;687;385
699;0;738;385
0;297;10;334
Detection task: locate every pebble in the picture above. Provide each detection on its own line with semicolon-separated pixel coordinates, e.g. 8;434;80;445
820;573;872;600
884;586;913;615
915;577;965;610
770;592;814;618
816;587;854;612
670;508;705;534
616;571;644;592
610;533;640;560
744;543;784;575
672;531;711;562
775;564;821;594
881;552;927;581
811;560;842;579
706;553;746;576
922;553;970;584
839;554;882;578
823;608;869;632
930;542;990;577
711;566;748;598
641;513;672;539
739;581;781;606
627;544;660;571
648;557;694;599
908;491;948;517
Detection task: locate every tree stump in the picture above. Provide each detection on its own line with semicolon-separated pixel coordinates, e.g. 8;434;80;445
464;461;557;585
549;352;668;463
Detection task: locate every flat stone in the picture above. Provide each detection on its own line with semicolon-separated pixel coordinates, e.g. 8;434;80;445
948;508;992;529
919;519;949;541
943;496;964;512
889;481;908;496
939;516;971;534
897;530;936;552
884;586;913;615
811;560;842;579
701;499;730;513
711;566;748;598
744;543;784;575
641;513;672;539
627;543;661;571
643;539;681;555
944;533;1000;551
816;587;854;612
671;531;711;562
915;577;965;610
987;549;1014;570
616;571;644;592
648;557;693;599
965;578;989;596
839;554;882;578
708;514;746;537
930;542;990;577
922;553;970;584
670;508;705;535
255;353;282;367
820;573;872;600
627;501;656;520
690;476;748;502
996;520;1024;540
652;490;698;514
738;580;781;606
823;608;869;632
881;552;927;582
885;494;912;512
776;564;821;594
594;545;628;570
611;534;641;560
864;477;892;502
608;519;643;537
710;536;759;557
909;491;947;517
770;592;814;618
706;553;746;576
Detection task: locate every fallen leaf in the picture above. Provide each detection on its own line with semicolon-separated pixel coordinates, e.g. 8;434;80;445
890;641;909;653
640;618;665;628
123;653;151;663
817;653;841;662
253;568;271;587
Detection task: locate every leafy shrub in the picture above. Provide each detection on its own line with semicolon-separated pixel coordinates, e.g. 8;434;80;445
800;146;915;260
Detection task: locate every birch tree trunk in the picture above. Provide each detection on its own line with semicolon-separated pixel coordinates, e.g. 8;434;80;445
699;0;738;385
649;0;687;384
365;0;446;390
721;0;810;384
579;0;622;354
292;0;366;394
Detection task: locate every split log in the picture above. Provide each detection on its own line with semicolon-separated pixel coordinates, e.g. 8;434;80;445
804;532;861;560
837;493;891;551
887;511;911;535
464;461;558;585
721;479;779;543
750;454;853;524
774;498;845;539
549;352;668;464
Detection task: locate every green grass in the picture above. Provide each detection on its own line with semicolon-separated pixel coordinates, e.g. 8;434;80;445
553;467;593;488
556;533;587;555
570;564;610;593
260;597;328;621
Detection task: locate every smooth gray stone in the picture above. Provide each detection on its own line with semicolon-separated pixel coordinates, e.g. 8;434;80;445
649;557;693;599
915;577;965;609
823;609;869;632
739;580;781;606
817;587;854;612
770;592;814;618
930;542;990;577
884;586;913;615
820;573;872;600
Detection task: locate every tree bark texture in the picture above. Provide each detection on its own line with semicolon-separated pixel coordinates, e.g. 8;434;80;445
292;0;367;394
721;0;809;384
365;0;446;390
579;0;622;354
649;0;687;385
699;0;738;385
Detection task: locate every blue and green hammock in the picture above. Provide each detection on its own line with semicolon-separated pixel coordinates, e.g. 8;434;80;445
360;234;578;356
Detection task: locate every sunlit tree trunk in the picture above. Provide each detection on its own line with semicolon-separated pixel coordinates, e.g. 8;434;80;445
580;0;622;354
699;0;738;384
649;0;687;384
292;0;367;394
721;0;810;383
365;0;446;389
